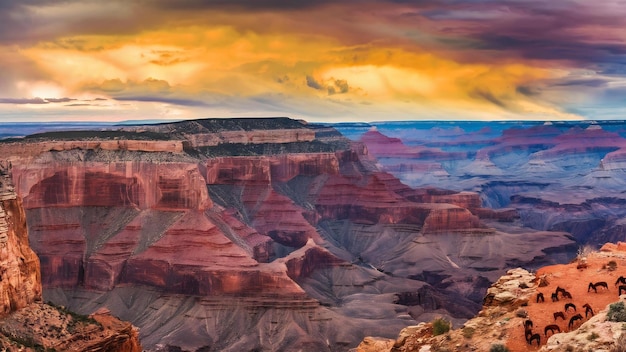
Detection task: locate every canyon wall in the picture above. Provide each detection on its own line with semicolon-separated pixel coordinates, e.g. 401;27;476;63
0;165;41;315
0;118;576;351
0;163;142;351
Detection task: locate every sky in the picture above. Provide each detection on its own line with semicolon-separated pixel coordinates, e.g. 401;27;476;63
0;0;625;123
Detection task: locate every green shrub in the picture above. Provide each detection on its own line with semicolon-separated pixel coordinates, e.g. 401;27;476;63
608;261;618;271
432;317;451;336
587;332;599;341
490;343;510;352
462;327;475;339
608;302;626;322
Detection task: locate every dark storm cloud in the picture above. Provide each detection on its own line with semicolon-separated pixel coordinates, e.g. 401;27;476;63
445;1;625;68
147;0;344;10
0;1;158;45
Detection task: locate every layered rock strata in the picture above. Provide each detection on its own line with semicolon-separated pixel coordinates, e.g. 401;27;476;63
0;163;142;351
0;118;577;351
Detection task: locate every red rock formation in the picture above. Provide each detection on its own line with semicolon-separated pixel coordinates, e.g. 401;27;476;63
0;175;41;315
12;162;211;210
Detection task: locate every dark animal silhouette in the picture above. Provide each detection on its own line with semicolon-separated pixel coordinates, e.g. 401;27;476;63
536;292;544;303
555;286;566;296
568;313;583;330
529;333;540;346
544;324;561;337
525;328;533;342
565;302;576;312
615;276;626;286
594;281;608;291
562;290;572;299
524;319;533;329
583;303;594;318
619;285;626;295
553;311;565;321
588;282;597;293
551;292;559;302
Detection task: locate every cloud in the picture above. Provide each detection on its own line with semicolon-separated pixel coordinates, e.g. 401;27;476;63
0;97;75;104
470;89;508;109
0;97;48;104
306;76;323;90
116;96;210;107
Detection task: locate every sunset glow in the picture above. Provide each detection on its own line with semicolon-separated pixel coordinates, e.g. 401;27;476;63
1;1;625;122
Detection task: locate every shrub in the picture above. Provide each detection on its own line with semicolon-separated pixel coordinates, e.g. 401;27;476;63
608;261;618;271
432;317;451;336
608;302;626;322
462;327;475;339
587;332;599;341
490;343;510;352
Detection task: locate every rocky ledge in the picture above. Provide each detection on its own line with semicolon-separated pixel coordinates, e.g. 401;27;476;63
356;246;626;352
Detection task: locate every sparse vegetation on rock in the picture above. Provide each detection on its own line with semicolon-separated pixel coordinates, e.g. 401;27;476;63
608;302;626;322
490;343;510;352
431;318;451;336
462;326;475;339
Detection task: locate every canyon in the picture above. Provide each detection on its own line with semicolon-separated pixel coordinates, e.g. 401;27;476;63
341;121;626;248
0;163;142;351
0;118;596;351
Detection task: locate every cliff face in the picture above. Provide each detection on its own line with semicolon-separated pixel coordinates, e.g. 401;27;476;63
0;165;41;315
0;118;576;351
0;164;142;352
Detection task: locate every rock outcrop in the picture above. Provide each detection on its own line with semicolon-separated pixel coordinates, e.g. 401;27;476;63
360;247;626;352
0;164;41;315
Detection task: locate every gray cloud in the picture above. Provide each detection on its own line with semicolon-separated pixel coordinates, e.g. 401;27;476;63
0;97;76;104
306;76;323;90
470;89;508;109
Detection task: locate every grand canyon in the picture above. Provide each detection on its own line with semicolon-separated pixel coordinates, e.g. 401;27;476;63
2;117;626;351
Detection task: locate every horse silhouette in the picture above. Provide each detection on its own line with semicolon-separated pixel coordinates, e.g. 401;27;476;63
565;302;576;312
544;324;561;337
553;311;565;321
551;292;559;302
536;292;544;303
528;333;540;346
568;314;583;330
524;319;533;329
583;303;594;318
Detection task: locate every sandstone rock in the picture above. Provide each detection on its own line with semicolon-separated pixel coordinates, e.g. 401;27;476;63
354;336;395;352
0;170;41;315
